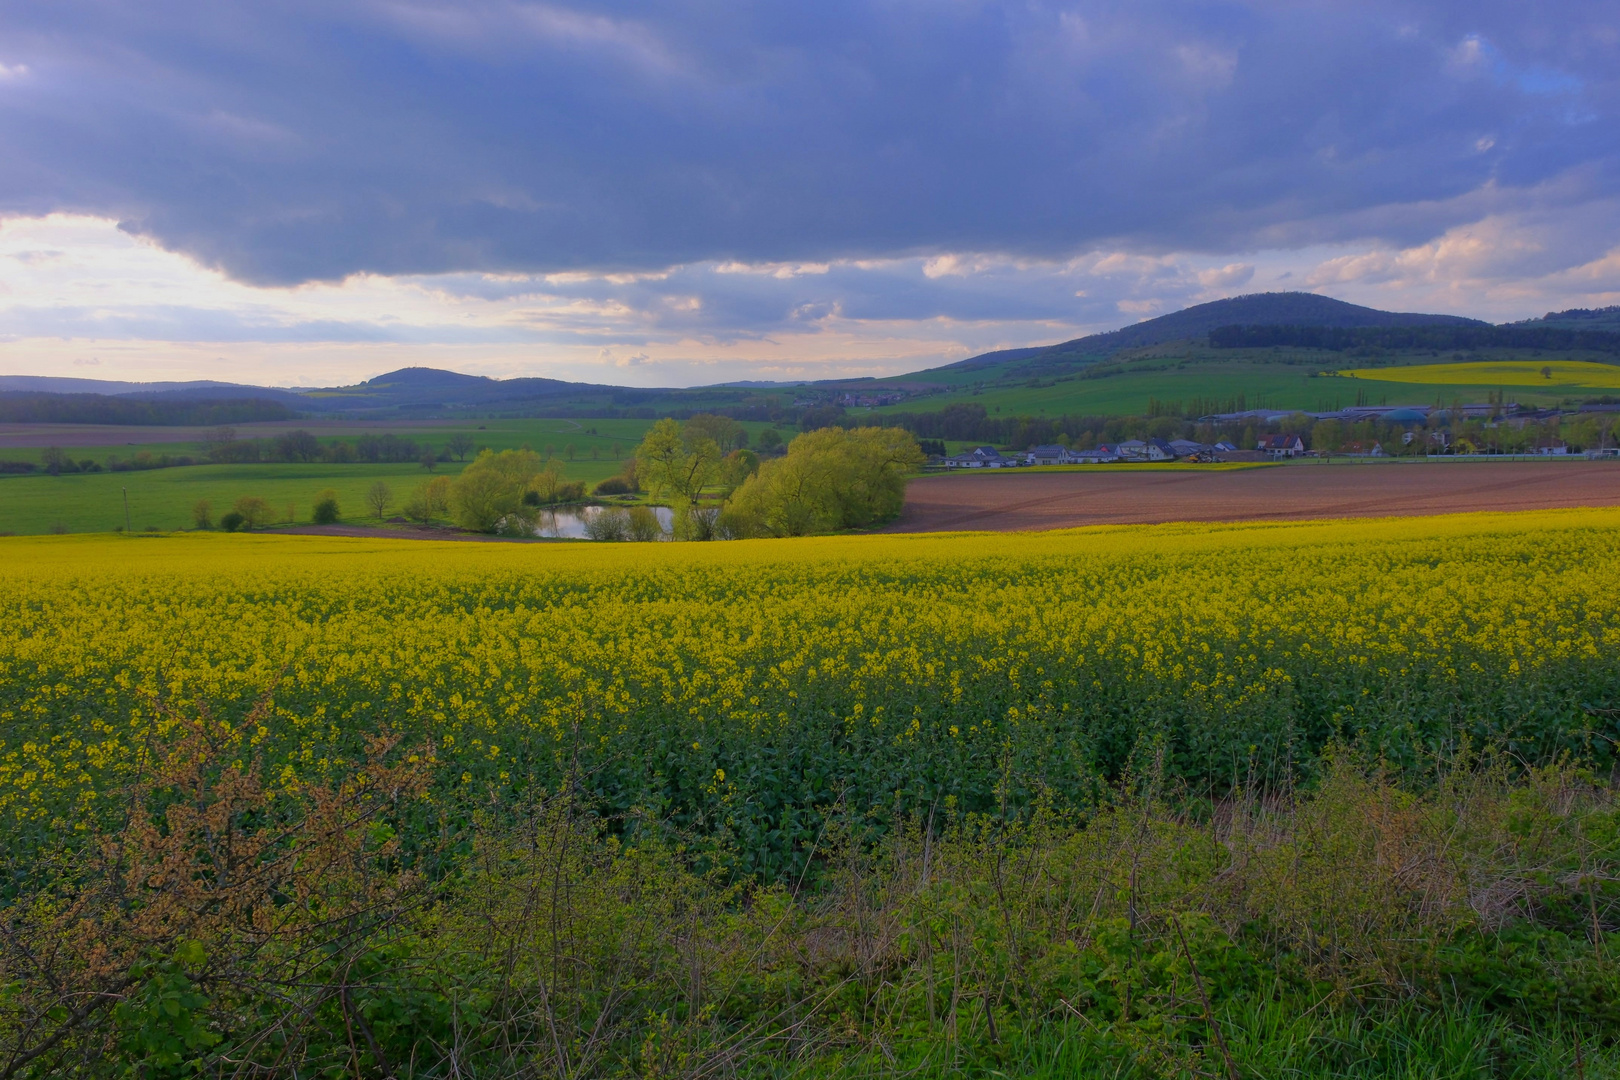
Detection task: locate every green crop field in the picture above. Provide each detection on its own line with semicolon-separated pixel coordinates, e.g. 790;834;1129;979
0;457;631;535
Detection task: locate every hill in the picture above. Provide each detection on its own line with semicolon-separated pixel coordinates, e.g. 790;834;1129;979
902;292;1487;384
1514;305;1620;333
0;375;268;396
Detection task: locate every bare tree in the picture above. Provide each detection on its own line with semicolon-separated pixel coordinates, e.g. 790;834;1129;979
447;433;475;461
366;480;393;519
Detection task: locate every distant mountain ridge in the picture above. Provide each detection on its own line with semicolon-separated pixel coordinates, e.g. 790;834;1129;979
0;294;1534;418
0;375;267;396
918;292;1488;378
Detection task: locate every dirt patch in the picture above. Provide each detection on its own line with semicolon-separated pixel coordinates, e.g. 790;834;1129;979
886;461;1620;533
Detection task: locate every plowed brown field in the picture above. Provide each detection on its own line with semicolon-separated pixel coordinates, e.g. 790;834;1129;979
886;461;1620;533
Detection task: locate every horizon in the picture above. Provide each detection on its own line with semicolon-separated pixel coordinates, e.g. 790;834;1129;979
2;3;1616;388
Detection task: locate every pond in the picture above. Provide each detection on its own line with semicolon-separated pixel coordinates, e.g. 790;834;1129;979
531;504;675;539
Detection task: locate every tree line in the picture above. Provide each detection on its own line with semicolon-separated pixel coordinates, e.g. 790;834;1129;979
0;393;294;425
1208;323;1620;354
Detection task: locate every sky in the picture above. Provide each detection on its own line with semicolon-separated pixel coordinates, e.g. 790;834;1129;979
0;1;1616;388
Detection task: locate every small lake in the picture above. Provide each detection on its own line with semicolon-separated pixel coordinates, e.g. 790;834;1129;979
532;505;675;539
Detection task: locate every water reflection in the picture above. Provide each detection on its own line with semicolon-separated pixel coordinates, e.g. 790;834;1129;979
532;505;675;540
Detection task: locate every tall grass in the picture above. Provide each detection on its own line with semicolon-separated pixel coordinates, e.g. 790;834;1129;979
3;715;1614;1078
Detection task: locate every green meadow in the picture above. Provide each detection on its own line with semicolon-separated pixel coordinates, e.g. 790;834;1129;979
0;416;800;534
0;458;631;535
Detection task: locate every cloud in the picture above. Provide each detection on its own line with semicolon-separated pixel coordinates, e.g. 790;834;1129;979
1198;263;1255;289
0;1;1612;286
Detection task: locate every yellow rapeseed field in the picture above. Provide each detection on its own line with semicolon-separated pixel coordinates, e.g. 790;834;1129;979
2;510;1618;875
1338;359;1620;389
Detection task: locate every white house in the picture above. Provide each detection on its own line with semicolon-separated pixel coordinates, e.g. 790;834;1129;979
1026;444;1077;466
943;446;1020;468
1257;434;1306;458
1073;445;1121;463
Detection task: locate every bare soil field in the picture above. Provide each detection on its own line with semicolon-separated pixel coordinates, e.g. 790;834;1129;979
886;461;1620;533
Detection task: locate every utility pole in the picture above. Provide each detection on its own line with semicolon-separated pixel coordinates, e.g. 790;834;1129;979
122;487;130;533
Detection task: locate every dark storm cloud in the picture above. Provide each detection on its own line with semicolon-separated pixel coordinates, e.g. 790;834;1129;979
0;1;1613;285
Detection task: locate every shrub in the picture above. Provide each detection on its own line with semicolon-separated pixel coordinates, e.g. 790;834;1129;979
219;511;245;532
593;475;635;496
627;505;664;541
231;496;273;529
583;507;631;541
312;489;340;524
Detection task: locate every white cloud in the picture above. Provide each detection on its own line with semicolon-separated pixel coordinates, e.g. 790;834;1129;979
1198;263;1255;289
4;200;1620;387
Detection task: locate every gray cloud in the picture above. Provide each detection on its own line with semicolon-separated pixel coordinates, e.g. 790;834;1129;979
0;0;1613;287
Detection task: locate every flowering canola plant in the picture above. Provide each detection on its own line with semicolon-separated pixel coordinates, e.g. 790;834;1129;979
2;509;1618;877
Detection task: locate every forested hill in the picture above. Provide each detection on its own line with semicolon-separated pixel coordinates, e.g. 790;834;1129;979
1514;305;1620;333
914;292;1486;379
1208;323;1620;354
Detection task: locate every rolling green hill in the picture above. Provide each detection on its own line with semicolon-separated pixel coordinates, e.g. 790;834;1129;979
890;292;1487;386
872;343;1617;420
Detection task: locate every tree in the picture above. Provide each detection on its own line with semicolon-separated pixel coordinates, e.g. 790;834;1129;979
366;481;393;519
564;443;577;461
1541;365;1554;379
41;446;73;475
723;427;924;538
718;448;760;493
448;448;546;532
231;496;273;530
685;413;747;452
420;449;437;471
272;429;321;462
312;489;341;524
191;500;213;530
633;418;723;508
404;476;453;522
757;427;783;453
447;433;475;461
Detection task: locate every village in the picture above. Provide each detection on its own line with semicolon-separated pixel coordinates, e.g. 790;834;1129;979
938;401;1620;467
